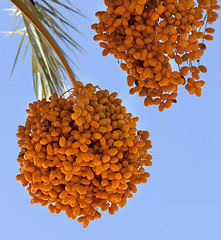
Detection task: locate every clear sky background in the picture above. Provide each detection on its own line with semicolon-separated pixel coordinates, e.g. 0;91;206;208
0;0;221;239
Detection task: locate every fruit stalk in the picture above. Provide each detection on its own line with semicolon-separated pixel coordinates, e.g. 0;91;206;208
10;0;76;87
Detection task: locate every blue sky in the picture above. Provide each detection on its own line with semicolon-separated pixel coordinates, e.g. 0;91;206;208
0;1;221;239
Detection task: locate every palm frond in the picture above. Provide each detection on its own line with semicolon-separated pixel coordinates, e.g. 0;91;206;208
3;0;85;100
10;31;27;79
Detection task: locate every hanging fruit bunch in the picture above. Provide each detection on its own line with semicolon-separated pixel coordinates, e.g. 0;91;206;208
13;0;152;228
16;83;152;228
92;0;220;112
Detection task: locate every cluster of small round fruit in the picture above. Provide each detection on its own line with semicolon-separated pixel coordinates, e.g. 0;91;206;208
92;0;220;111
16;81;152;227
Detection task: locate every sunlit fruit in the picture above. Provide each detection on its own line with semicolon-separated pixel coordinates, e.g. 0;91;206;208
92;0;220;111
16;81;152;227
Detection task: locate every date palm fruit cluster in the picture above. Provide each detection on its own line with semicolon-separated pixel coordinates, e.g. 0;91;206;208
92;0;220;111
16;81;152;228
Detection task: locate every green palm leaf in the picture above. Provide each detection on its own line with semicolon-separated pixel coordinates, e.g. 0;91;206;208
3;0;85;99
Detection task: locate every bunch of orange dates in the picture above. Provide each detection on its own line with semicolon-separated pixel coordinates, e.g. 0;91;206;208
92;0;220;111
16;81;152;227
